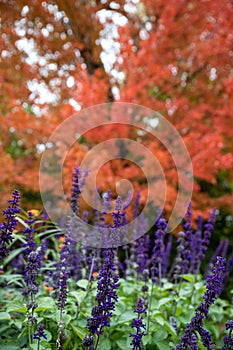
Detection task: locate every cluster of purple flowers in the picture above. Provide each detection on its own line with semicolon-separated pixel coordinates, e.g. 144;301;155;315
0;189;20;262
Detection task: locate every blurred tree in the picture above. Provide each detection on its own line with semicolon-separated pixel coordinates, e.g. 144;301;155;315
0;0;232;226
116;0;233;218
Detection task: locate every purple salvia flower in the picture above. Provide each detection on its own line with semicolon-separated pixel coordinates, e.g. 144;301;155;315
162;234;173;277
57;231;71;309
83;203;120;348
189;219;203;274
151;215;167;284
196;214;203;233
83;248;119;348
170;316;178;335
70;166;88;217
222;239;229;258
82;210;89;223
133;190;141;219
56;228;72;350
57;269;69;310
199;209;216;261
135;234;151;277
102;189;112;215
225;321;233;330
39;239;48;261
206;240;224;276
141;271;149;310
223;249;233;286
23;212;40;298
0;189;20;262
171;231;186;281
111;196;123;247
80;168;89;189
33;323;47;340
93;190;111;249
126;213;148;278
23;211;37;256
70;166;82;216
127;191;142;278
22;212;41;337
93;187;101;227
190;332;198;350
182;202;193;273
174;256;226;350
23;250;41;299
82;335;94;349
198;328;213;350
130;298;146;350
11;252;24;274
221;320;233;350
197;256;226;318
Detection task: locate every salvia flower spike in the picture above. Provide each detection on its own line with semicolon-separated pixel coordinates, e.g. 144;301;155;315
0;189;20;263
130;298;146;350
174;256;226;350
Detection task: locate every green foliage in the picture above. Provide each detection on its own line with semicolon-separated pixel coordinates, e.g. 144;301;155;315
0;214;232;349
0;268;232;349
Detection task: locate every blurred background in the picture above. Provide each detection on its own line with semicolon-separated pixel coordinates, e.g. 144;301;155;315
0;0;232;237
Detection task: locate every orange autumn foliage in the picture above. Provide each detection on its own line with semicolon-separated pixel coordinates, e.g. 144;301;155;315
0;0;232;220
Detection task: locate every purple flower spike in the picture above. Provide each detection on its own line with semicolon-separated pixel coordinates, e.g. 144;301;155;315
175;256;226;350
70;167;82;216
0;189;20;262
85;248;119;338
130;298;146;350
183;202;193;272
23;212;40;299
221;320;233;349
151;215;167;284
199;209;216;261
33;323;47;341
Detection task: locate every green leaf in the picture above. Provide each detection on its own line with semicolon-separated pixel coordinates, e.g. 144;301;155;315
179;287;192;298
156;297;171;309
7;300;27;313
69;290;86;304
143;335;153;346
116;337;131;349
0;273;24;287
3;247;25;266
156;340;171;350
182;274;195;283
0;312;11;321
76;279;89;290
194;282;206;292
122;284;135;295
114;300;126;316
16;216;29;228
35;297;55;311
117;311;135;324
152;328;168;341
71;324;86;340
153;315;165;325
162;282;174;290
99;338;111;350
163;320;178;337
